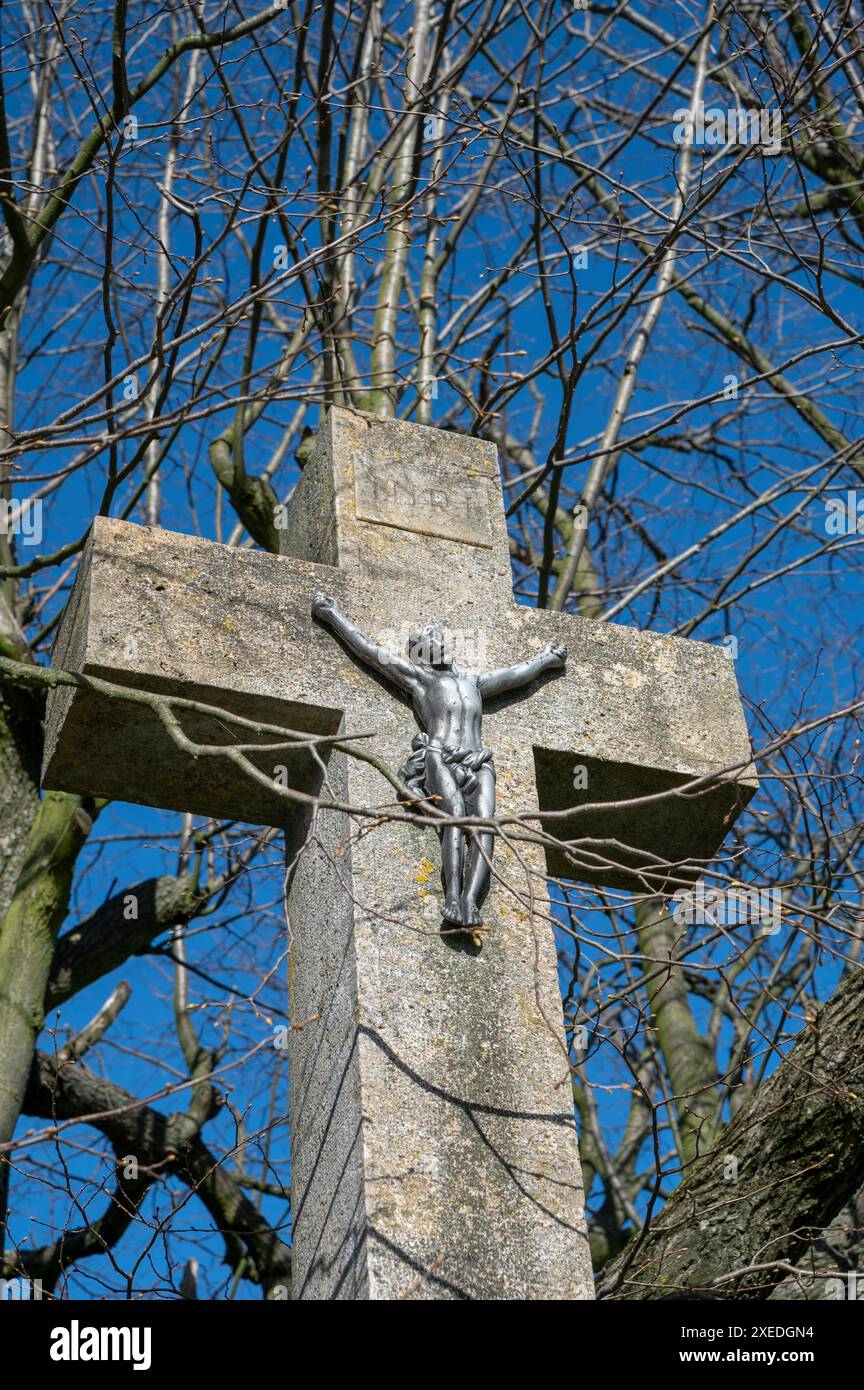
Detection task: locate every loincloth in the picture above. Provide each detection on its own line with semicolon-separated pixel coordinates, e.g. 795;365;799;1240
397;733;495;803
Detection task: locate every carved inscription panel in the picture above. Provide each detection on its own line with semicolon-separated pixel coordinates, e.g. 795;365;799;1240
354;455;493;548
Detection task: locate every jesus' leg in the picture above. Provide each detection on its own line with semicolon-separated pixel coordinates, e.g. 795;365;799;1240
424;752;467;924
461;764;496;928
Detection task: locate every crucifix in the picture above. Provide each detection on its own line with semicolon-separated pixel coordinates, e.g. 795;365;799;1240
43;407;756;1300
311;591;568;935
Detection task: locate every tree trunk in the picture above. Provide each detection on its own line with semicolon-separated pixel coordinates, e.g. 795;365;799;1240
599;965;864;1299
0;677;41;923
0;791;95;1246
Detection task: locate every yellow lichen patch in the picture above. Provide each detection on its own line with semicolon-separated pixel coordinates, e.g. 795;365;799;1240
415;856;435;885
224;617;235;632
514;988;539;1030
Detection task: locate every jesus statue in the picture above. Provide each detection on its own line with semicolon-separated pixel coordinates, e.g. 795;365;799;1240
312;592;567;934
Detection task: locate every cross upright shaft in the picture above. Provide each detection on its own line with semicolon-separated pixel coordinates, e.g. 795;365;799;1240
42;407;755;1300
282;410;598;1299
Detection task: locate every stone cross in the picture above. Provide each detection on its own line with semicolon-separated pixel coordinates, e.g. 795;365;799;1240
42;407;756;1300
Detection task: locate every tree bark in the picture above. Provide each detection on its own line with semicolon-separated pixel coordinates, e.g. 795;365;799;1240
637;901;719;1163
0;670;41;923
46;873;199;1007
599;965;864;1299
0;791;96;1246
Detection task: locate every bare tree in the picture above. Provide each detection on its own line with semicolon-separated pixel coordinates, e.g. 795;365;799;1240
0;0;862;1298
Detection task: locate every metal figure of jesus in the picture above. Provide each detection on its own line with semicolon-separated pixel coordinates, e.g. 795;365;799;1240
312;592;566;932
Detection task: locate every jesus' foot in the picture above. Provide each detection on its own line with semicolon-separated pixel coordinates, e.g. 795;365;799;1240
461;897;482;928
443;895;465;925
461;897;483;948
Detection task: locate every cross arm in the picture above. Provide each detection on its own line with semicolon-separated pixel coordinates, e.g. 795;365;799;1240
484;604;758;890
40;518;383;827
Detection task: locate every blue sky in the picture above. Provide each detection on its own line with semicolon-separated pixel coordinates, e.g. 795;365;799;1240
5;0;863;1293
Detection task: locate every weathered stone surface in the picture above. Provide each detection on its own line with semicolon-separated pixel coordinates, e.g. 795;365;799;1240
42;518;354;826
44;415;755;888
42;405;756;1300
354;446;494;547
287;755;593;1299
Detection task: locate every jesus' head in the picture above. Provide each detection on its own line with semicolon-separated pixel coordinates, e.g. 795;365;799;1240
408;623;453;669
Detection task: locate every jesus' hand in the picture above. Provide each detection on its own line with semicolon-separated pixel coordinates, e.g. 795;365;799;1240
542;642;567;669
312;592;342;622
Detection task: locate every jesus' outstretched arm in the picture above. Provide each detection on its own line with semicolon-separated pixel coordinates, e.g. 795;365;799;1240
477;642;567;698
312;592;418;695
